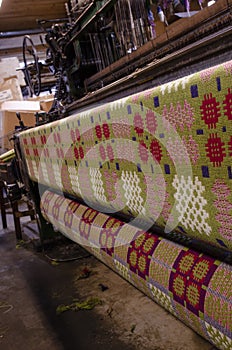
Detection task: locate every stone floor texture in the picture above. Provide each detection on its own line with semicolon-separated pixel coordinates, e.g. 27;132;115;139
0;215;217;350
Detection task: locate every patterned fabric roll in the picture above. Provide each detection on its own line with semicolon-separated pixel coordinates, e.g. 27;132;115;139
19;60;232;251
41;190;232;350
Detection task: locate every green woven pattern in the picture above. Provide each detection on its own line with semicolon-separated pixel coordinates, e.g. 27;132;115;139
41;190;232;350
20;60;232;251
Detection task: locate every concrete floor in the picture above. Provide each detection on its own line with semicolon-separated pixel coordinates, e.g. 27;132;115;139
0;215;217;350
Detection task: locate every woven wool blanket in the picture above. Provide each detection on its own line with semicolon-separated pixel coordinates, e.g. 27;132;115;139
40;189;232;350
19;59;232;251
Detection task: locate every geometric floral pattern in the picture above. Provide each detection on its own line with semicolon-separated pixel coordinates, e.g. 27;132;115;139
205;133;226;167
100;217;123;256
127;231;160;279
212;180;232;243
162;99;194;131
40;190;232;350
31;160;38;179
68;165;81;196
182;135;200;165
40;161;49;183
121;171;146;216
149;284;174;314
205;323;232;350
79;207;98;240
204;263;232;332
52;162;63;189
169;250;218;316
223;88;232;121
200;93;221;129
114;259;131;281
20;60;232;251
172;175;212;236
89;168;106;203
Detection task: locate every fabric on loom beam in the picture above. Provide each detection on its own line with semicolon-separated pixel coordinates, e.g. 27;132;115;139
40;190;232;350
19;59;232;251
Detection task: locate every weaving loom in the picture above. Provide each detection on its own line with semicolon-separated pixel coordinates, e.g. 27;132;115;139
19;60;232;349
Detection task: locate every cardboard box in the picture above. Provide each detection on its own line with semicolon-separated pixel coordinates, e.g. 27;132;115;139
27;94;54;113
0;57;24;86
40;98;54;112
0;77;23;108
1;100;40;112
0;100;42;151
0;110;38;151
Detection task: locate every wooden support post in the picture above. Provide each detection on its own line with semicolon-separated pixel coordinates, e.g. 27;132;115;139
0;181;7;229
11;201;22;240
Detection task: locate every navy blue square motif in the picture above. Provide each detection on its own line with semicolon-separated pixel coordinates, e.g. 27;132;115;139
228;166;232;179
164;164;170;174
202;166;209;178
154;96;159;107
216;77;221;91
191;85;198;98
127;105;132;114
